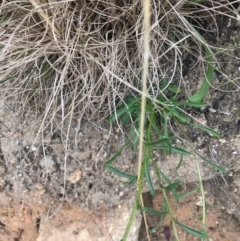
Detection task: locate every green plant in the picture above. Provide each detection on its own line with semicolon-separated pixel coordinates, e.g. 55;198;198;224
105;78;226;240
106;2;237;237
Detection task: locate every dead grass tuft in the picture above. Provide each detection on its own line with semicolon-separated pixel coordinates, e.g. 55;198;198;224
0;0;238;125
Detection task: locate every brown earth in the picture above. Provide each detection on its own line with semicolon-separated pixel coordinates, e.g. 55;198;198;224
139;180;240;241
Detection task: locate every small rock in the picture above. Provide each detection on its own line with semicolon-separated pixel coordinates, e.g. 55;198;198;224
39;155;55;173
208;107;217;113
219;139;226;144
67;170;82;183
31;145;37;151
118;191;124;197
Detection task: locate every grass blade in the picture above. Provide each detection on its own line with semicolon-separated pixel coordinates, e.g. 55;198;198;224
174;219;209;239
139;206;168;216
193;125;221;138
104;139;131;166
108;98;140;123
171;147;192;155
194;151;227;173
164;180;181;191
168;85;182;94
150;201;168;233
177;184;200;200
175;155;183;170
144;158;155;196
176;101;207;108
158;169;179;202
183;19;215;103
149;137;175;146
166;106;191;124
106;166;137;181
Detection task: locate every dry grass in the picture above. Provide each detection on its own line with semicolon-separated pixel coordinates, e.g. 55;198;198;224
0;0;239;126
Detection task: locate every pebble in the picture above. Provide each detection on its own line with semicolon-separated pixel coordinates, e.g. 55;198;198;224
39;155;55;173
219;139;226;144
208;107;217;113
31;145;37;151
67;170;82;183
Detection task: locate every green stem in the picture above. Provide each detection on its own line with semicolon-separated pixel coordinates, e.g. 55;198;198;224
121;155;145;241
195;155;207;240
162;189;180;241
152;160;180;241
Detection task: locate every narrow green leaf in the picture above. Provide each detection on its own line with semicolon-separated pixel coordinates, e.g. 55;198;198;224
158;169;171;185
108;98;140;123
158;169;179;202
109;106;134;123
164;180;181;191
122;177;137;186
172;112;190;124
163;116;169;139
175;155;183;170
149;137;175;146
194;151;227;173
177;101;207;108
151;118;164;137
123;96;140;104
166;106;190;124
171;146;192;155
168;85;182;94
193;125;221;138
105;165;137;180
185;21;214;102
151;201;168;232
150;144;171;151
144;158;155;196
104;139;131;166
174;220;209;239
139;206;168;216
177;184;200;200
150;145;191;156
161;78;170;90
121;113;132;125
121;108;141;125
